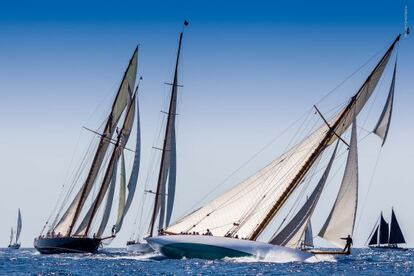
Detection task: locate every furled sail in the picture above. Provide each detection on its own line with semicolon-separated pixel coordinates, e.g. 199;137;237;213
368;226;379;246
318;119;359;248
16;209;22;243
115;95;141;233
373;60;397;146
389;209;405;244
269;142;339;247
165;36;399;240
96;162;118;237
379;213;389;244
149;32;182;236
54;47;139;236
75;93;137;237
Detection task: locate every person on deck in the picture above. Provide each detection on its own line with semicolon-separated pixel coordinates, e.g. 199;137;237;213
341;235;353;252
111;225;116;236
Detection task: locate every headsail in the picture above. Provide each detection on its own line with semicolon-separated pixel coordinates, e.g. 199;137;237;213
9;228;13;246
116;152;127;227
16;209;22;244
318;119;359;248
269;142;339;247
373;60;397;146
368;225;379;246
165;36;399;240
149;30;182;236
379;213;389;244
303;221;314;248
54;47;139;236
389;208;405;244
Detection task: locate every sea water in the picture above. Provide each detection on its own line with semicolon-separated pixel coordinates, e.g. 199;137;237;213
1;248;413;275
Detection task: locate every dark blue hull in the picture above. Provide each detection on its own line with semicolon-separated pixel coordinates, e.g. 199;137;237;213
8;243;20;250
34;237;101;254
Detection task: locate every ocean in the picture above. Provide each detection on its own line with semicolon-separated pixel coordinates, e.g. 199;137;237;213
1;248;413;275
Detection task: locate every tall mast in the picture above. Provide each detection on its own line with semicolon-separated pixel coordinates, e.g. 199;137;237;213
66;46;139;236
149;23;186;237
249;35;400;240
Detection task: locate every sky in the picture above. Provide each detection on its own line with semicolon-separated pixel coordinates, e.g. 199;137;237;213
0;0;413;248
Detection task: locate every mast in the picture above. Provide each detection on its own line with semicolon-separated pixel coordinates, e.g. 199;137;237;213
249;35;400;240
149;24;186;237
64;47;139;236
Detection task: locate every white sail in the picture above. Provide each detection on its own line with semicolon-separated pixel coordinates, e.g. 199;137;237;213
54;47;138;236
373;60;396;146
96;162;118;237
116;152;127;226
115;97;141;233
16;209;22;243
318;119;358;248
303;221;313;247
9;228;13;246
269;142;338;247
166;36;397;240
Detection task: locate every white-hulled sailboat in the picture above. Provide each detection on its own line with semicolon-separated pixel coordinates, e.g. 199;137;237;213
367;208;407;250
8;209;22;249
147;33;406;260
34;47;142;254
127;21;187;254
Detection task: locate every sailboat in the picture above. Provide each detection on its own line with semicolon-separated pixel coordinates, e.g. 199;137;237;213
367;208;407;250
146;33;405;260
127;21;187;254
34;46;141;254
8;209;22;249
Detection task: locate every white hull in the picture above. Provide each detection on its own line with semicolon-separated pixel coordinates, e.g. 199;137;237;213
126;242;154;254
146;235;313;261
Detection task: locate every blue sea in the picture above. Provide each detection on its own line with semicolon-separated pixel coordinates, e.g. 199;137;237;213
1;248;413;275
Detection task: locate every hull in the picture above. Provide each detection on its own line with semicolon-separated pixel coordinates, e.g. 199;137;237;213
146;235;312;260
34;237;101;254
126;241;154;254
369;245;407;251
8;243;21;250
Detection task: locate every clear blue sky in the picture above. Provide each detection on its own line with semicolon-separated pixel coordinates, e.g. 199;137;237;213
0;0;413;248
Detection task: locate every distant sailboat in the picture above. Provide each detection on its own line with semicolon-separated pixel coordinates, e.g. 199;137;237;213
367;208;407;250
127;22;186;254
34;47;141;254
147;34;403;260
8;209;22;249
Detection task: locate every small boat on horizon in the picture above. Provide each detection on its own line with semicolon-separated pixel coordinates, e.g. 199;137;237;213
367;208;407;250
34;46;141;254
8;209;22;250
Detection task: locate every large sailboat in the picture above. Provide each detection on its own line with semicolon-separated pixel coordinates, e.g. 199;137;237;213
34;47;141;254
8;209;22;249
147;33;405;260
367;208;407;250
127;21;187;254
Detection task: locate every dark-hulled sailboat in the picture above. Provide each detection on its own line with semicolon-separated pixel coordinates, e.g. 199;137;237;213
127;21;187;253
8;209;22;249
147;33;406;260
34;47;141;254
367;208;407;250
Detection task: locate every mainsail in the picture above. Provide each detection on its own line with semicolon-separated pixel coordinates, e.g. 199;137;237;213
165;35;399;240
54;47;139;236
318;119;359;248
379;213;389;244
148;31;182;236
389;209;406;244
373;60;397;146
16;209;22;244
269;142;339;248
9;228;13;246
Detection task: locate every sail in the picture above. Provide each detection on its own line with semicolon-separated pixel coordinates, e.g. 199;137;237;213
116;152;127;226
318;119;359;248
373;60;397;146
303;221;314;247
75;94;137;237
379;213;389;244
9;228;13;246
389;209;405;244
149;32;182;235
165;36;398;239
96;162;118;237
115;96;141;233
16;209;22;243
269;142;339;247
368;226;379;246
54;47;138;236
